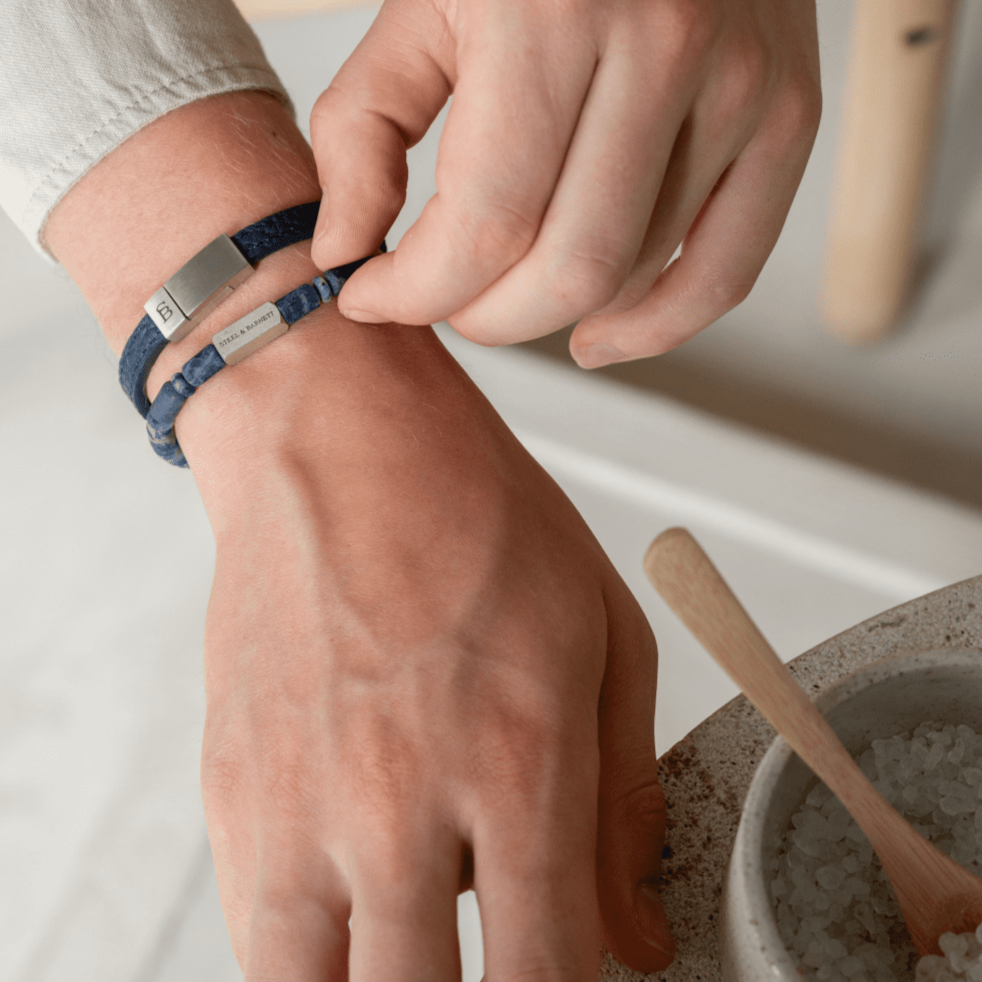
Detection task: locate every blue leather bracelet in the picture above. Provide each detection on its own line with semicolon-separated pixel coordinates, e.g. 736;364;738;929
120;200;325;419
145;247;384;469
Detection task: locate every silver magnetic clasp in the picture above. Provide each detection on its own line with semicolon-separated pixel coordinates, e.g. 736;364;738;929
144;234;253;342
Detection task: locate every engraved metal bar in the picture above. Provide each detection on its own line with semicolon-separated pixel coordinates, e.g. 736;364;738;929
144;234;253;342
144;285;190;340
212;302;287;366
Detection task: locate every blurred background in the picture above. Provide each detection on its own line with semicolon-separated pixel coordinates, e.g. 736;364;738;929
2;1;981;979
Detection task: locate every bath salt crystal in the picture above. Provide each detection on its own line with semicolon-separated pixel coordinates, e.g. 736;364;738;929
843;876;870;899
826;808;852;841
816;865;846;890
914;928;982;981
951;840;977;866
839;954;864;976
808;783;835;808
964;769;982;788
794;810;829;838
803;939;827;968
941;794;978;816
926;741;947;771
771;721;982;981
897;757;917;782
940;934;970;959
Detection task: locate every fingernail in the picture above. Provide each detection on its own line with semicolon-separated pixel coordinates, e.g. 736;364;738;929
635;883;675;959
572;343;628;369
341;308;387;324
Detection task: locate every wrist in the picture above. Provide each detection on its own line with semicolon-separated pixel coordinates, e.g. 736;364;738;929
143;238;324;405
46;91;320;351
40;87;485;523
180;306;474;539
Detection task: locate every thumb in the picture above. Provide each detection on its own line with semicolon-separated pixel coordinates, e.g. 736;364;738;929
309;0;456;276
596;584;675;972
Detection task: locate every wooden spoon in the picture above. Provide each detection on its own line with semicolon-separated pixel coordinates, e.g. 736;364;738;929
643;526;982;957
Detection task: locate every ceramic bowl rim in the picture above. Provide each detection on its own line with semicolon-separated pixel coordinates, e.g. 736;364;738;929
721;647;982;979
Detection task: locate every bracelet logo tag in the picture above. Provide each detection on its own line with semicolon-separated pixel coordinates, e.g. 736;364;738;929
213;302;286;366
145;286;190;338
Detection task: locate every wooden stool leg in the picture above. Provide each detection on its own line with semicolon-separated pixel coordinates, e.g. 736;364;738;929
822;0;959;344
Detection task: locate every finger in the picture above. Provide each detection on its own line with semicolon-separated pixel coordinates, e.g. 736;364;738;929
595;582;673;972
335;0;599;328
471;724;601;982
348;821;464;982
201;716;258;968
203;802;255;968
569;84;821;364
309;0;454;272
243;845;351;982
443;18;704;346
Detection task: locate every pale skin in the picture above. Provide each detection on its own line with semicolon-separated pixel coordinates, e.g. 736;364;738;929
309;0;822;365
44;0;822;973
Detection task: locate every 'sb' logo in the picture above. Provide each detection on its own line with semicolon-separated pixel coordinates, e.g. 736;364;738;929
156;301;173;322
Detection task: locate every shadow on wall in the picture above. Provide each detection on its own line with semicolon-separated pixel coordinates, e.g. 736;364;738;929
519;326;982;514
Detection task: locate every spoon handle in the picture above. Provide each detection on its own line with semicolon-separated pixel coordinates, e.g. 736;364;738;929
644;528;889;835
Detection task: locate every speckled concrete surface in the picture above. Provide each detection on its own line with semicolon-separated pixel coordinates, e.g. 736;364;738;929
598;575;982;982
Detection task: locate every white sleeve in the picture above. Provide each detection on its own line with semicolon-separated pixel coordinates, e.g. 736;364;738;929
0;0;294;265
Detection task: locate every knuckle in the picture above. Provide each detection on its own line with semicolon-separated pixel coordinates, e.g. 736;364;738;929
200;737;248;805
651;0;717;65
263;749;318;814
203;721;318;820
309;83;341;135
346;716;423;817
474;701;569;803
450;199;538;272
773;73;823;141
716;40;769;119
616;776;668;836
357;816;422;884
548;246;628;313
704;265;755;310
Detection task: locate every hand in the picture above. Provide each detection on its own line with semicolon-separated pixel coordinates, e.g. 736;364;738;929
42;82;673;982
309;0;821;367
194;315;675;979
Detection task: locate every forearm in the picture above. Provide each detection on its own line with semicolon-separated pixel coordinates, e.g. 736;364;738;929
44;90;467;524
46;91;319;362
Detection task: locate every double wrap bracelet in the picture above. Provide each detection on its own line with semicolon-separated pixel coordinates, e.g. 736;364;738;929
118;199;385;467
120;201;325;418
145;253;382;468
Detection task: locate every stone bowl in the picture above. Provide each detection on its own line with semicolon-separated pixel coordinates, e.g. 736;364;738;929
719;647;982;981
